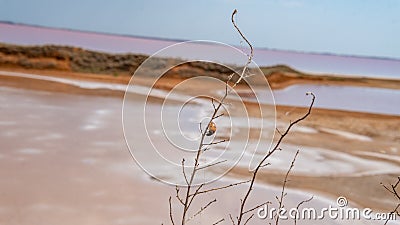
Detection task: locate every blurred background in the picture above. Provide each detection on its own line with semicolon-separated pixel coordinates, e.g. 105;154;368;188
0;1;399;225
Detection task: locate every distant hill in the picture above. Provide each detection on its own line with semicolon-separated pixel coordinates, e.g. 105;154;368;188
0;43;146;75
2;43;399;90
0;43;245;81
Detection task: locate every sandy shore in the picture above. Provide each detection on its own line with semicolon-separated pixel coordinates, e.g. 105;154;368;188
266;71;400;90
2;66;400;90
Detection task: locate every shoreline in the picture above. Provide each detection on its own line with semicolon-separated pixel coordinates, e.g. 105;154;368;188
1;67;400;118
1;66;400;91
264;68;400;90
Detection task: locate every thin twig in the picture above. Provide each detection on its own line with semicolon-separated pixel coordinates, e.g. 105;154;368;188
189;180;250;197
213;218;225;225
236;93;315;225
243;201;271;215
169;196;175;225
202;147;210;152
196;159;227;171
203;139;229;146
276;150;300;225
175;186;185;205
382;176;400;225
229;214;235;225
384;203;400;225
294;196;313;225
181;159;189;185
213;113;224;120
260;162;271;168
187;183;204;210
212;98;217;110
381;177;400;201
231;9;253;87
186;199;217;222
243;214;254;225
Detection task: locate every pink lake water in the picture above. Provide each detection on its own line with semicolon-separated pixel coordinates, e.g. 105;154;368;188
1;74;398;224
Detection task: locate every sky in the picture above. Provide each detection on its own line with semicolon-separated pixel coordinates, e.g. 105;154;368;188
0;0;399;59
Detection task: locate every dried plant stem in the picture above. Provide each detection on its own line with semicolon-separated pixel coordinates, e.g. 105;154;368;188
171;9;255;225
212;218;225;225
235;92;315;225
188;180;250;197
275;150;299;225
294;196;313;225
231;9;253;87
169;196;175;225
381;176;400;225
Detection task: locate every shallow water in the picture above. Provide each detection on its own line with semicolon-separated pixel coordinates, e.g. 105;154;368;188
2;71;399;116
2;85;398;224
238;84;400;115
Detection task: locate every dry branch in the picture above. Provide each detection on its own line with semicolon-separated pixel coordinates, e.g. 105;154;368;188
196;159;227;171
188;180;250;197
235;92;315;225
275;150;300;225
213;218;225;225
169;9;255;225
169;196;176;225
186;199;217;223
381;176;400;225
231;9;253;86
166;9;314;225
294;196;313;225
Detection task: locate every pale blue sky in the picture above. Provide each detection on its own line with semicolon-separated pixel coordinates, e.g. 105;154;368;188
0;0;399;59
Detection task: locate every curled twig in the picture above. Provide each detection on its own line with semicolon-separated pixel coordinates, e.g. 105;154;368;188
294;196;313;225
231;9;254;87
